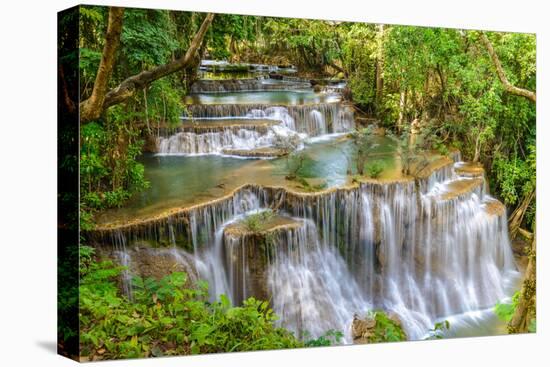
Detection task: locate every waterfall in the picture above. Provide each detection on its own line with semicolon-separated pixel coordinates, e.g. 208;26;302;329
95;159;518;343
156;103;350;155
187;103;354;136
190;78;311;93
158;129;263;155
246;106;296;131
266;219;369;339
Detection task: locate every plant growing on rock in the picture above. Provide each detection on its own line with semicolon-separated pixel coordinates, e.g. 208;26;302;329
366;161;384;179
285;152;308;181
351;311;407;344
243;210;275;233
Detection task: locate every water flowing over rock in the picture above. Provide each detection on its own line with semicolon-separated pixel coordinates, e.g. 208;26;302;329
187;103;355;136
158;128;269;155
156;103;354;155
190;78;312;93
90;158;519;342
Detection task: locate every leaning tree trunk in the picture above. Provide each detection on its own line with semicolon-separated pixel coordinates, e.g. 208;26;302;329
508;223;536;333
79;7;125;123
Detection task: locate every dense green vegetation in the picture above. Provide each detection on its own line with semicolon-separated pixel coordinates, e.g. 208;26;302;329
66;5;537;359
79;246;349;360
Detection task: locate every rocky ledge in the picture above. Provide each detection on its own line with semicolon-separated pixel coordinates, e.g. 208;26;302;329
222;147;289;158
454;161;485;178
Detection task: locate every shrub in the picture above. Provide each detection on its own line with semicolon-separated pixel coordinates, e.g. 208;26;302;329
366;311;407;343
304;330;344;347
243;210;274;232
79;247;303;360
366;161;384;178
285;152;307;180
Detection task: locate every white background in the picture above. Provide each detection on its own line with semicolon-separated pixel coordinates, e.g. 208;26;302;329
0;0;548;365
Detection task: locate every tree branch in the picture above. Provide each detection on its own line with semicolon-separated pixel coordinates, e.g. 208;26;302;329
480;32;536;103
79;7;125;123
80;12;215;124
101;13;214;109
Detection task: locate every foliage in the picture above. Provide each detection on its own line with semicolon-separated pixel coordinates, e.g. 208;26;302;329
340;24;377;109
350;127;379;175
380;27;535;225
366;161;384;179
80;109;150;229
208;15;258;60
243;210;275;233
262;18;342;71
494;290;536;333
79;6;203;229
303;330;344;347
285;152;308;181
425;320;450;340
365;311;407;343
79;246;303;360
494;291;521;323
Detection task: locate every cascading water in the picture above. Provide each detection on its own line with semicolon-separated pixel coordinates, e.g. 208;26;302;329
158;129;271;155
266;219;370;338
97;158;519;343
94;71;518;343
156;103;350;155
186;103;354;137
190;78;311;93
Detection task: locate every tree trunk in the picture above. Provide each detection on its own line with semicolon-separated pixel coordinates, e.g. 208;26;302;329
473;133;481;163
327;61;345;75
143;87;151;135
375;24;385;112
480;32;536;103
79;7;125;123
80;12;215;124
509;223;536;333
397;87;406;132
508;188;535;239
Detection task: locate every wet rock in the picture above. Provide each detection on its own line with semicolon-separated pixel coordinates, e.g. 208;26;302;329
454;161;485;178
99;246;199;294
222;147;289;158
269;72;284;80
351;312;407;344
351;314;376;344
223;214;305;304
